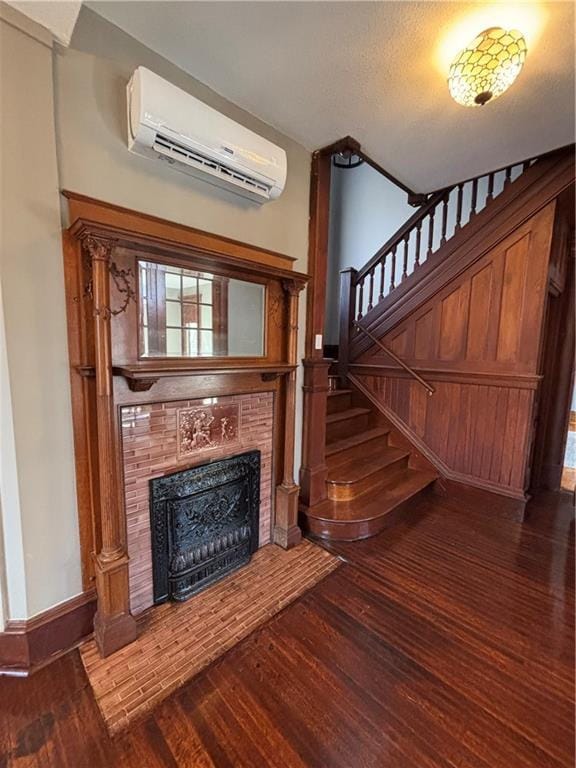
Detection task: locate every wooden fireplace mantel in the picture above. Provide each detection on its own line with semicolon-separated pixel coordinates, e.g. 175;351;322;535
62;192;308;657
76;363;297;391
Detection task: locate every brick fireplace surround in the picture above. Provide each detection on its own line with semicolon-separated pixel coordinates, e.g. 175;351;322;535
121;392;274;615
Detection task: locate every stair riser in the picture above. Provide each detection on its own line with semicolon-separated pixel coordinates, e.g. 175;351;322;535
325;428;390;460
305;517;378;542
327;435;390;468
327;392;353;415
326;456;409;501
326;414;370;443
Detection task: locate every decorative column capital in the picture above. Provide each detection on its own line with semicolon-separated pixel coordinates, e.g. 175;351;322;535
282;278;305;297
81;234;115;263
80;234;135;318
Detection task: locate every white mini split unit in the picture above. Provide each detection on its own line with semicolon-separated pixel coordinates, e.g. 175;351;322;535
127;67;287;204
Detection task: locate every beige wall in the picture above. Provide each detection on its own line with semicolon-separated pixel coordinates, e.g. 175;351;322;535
0;284;26;628
0;7;82;619
0;6;310;620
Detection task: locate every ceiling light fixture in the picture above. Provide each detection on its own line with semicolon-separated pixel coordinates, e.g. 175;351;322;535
448;27;527;107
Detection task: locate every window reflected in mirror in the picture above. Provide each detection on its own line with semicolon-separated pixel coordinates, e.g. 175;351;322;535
138;261;265;358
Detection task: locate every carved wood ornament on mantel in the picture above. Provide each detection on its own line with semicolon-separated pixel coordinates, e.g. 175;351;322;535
62;192;308;657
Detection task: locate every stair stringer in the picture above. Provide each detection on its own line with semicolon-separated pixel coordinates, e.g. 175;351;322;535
351;148;575;359
349;373;528;503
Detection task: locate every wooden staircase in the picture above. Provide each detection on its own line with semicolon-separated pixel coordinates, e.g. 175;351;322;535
300;145;574;541
302;377;436;541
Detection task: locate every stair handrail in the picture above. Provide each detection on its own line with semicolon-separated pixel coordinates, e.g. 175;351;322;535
353;320;435;396
355;189;448;283
339;150;551;387
357;155;540;286
349;153;548;326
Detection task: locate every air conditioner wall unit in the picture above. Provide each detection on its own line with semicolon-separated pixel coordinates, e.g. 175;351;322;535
127;67;287;204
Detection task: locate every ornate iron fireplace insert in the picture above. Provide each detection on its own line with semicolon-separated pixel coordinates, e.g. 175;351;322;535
150;450;260;604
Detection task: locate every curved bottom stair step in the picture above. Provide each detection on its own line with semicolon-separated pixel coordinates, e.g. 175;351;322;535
326;446;409;500
302;469;437;542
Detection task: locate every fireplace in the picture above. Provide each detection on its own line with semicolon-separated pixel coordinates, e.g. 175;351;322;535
63;195;307;656
150;450;260;603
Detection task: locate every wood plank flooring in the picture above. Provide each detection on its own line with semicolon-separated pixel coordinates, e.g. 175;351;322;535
0;490;573;767
80;540;339;733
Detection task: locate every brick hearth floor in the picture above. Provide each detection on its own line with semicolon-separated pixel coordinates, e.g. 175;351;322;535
80;540;340;734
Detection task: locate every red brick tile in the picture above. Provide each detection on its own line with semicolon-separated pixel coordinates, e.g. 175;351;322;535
81;540;340;735
121;393;275;615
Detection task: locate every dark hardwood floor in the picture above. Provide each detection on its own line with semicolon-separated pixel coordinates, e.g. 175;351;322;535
1;490;574;767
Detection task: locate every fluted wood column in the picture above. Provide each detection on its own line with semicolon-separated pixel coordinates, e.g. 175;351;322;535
274;278;305;548
83;236;137;657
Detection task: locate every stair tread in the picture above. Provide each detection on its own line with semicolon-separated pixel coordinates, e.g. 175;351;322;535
327;446;408;484
306;469;437;523
327;388;353;397
325;427;390;457
326;407;371;425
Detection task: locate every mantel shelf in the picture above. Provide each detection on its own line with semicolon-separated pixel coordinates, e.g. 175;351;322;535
77;363;296;391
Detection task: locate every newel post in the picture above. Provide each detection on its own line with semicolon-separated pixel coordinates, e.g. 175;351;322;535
83;235;137;657
299;358;331;507
338;267;357;382
274;278;305;549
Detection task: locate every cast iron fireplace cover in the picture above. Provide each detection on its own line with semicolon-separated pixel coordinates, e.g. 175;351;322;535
150;449;260;604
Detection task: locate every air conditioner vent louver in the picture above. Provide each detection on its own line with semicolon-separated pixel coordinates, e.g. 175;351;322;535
153;134;271;199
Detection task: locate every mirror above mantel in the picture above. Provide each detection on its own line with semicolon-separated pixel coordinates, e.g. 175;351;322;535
104;240;302;386
138;260;266;359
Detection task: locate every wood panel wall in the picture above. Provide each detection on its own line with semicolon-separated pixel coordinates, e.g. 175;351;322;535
351;202;558;499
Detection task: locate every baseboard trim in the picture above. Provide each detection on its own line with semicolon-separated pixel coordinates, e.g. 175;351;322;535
0;589;96;676
433;478;528;521
350;373;529;505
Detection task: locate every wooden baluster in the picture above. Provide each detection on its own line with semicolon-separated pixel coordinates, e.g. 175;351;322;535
504;165;512;186
357;277;364;320
486;173;494;203
378;255;386;301
367;268;374;311
470;179;478;217
455;183;463;231
389;245;397;292
427;208;435;257
440;195;449;246
415;221;422;268
402;235;409;281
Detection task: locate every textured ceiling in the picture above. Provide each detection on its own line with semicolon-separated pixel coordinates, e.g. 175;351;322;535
88;1;575;192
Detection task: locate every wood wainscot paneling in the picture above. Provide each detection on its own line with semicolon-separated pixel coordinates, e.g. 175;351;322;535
61;193;308;657
351;372;537;500
352;202;560;500
351;148;575;360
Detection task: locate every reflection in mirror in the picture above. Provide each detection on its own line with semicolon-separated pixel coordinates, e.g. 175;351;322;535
138;261;266;358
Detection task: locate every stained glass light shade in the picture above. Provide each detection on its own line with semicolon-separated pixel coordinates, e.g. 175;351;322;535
448;27;527;107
